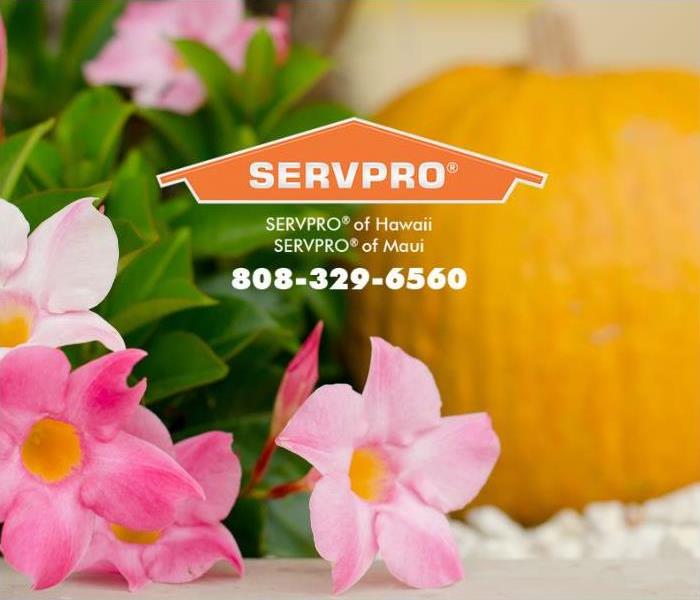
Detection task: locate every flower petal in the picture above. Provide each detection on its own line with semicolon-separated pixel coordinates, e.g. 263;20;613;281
143;523;243;584
29;310;125;352
64;349;146;442
6;198;118;313
115;0;182;37
1;486;94;590
0;428;13;459
176;0;244;43
376;486;463;589
78;520;151;592
124;406;174;455
309;474;377;594
80;431;204;531
270;321;323;437
0;346;70;440
0;446;25;521
400;414;500;513
276;384;367;475
150;71;206;115
362;337;441;445
84;36;171;87
174;432;240;525
0;199;29;284
217;14;289;71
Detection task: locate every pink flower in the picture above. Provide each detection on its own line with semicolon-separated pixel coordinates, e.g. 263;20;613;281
83;0;290;114
0;198;123;357
78;414;244;590
276;337;500;594
0;346;204;589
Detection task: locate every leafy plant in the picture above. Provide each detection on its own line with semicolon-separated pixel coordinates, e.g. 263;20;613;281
1;0;127;132
0;1;355;557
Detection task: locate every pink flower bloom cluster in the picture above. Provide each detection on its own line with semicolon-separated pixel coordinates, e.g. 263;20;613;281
0;347;204;588
277;337;500;593
0;345;245;590
0;197;245;590
84;0;290;114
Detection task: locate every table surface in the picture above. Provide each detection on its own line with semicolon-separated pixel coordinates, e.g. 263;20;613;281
1;559;698;599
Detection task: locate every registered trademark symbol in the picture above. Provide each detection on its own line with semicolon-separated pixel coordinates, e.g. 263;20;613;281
446;161;459;174
350;238;359;247
342;216;351;225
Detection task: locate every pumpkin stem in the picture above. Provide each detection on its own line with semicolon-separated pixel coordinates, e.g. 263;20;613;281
528;7;582;73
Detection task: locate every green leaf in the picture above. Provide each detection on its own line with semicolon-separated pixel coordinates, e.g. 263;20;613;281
101;230;213;334
154;196;192;224
264;493;317;557
264;103;355;141
3;0;45;67
0;119;54;198
172;206;271;258
26;139;63;188
174;204;351;259
301;285;347;335
226;497;265;557
59;0;126;84
55;87;133;186
259;47;331;137
173;338;294;431
138;108;210;164
173;39;238;99
173;205;312;258
109;279;214;335
242;28;277;118
173;40;239;145
12;182;110;229
231;124;258;151
107;150;159;242
111;219;150;264
165;294;286;362
138;331;228;403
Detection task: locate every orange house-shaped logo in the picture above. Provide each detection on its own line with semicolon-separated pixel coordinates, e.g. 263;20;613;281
157;118;546;203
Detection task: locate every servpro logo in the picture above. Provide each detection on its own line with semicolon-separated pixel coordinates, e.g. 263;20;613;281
157;118;546;203
249;160;447;190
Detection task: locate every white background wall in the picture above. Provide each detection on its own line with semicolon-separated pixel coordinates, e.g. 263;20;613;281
326;0;700;114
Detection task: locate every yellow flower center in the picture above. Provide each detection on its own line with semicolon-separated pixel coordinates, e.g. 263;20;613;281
0;310;32;347
21;418;82;483
349;447;391;502
110;524;161;545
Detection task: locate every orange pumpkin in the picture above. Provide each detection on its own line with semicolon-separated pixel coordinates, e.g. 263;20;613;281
348;65;700;523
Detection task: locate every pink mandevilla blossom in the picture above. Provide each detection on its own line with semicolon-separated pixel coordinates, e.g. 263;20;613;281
84;0;290;114
0;346;204;589
277;337;501;594
0;197;124;357
79;411;244;590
